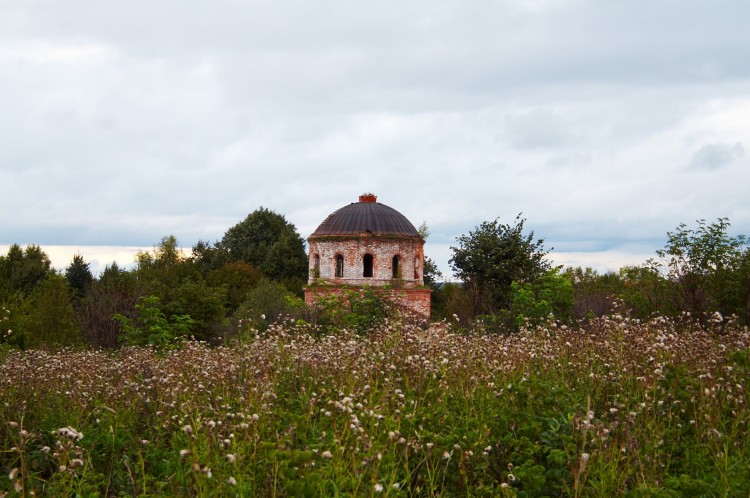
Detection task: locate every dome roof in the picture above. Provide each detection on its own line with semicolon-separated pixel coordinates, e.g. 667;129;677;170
310;194;421;238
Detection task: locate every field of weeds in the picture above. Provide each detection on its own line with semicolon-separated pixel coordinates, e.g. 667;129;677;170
1;314;749;497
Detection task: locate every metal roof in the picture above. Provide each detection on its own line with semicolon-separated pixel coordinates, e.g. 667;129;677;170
310;197;421;238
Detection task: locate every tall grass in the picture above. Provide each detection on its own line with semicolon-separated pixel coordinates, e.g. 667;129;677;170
1;314;749;496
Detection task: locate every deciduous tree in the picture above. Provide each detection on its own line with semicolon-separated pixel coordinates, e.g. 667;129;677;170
449;214;551;316
655;218;747;321
219;208;308;286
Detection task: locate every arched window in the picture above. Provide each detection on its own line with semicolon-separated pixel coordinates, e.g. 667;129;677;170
414;256;420;280
314;254;320;272
335;255;344;278
363;253;374;278
392;255;400;279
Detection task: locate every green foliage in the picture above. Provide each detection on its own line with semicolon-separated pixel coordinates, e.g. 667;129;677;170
219;207;308;284
64;253;93;299
619;263;670;318
450;214;552;316
132;236;227;341
0;275;80;349
206;261;264;311
423;255;443;289
232;280;304;334
655;218;748;322
431;282;472;322
510;268;574;329
0;244;53;300
311;288;397;334
162;279;227;341
113;295;195;348
20;275;81;349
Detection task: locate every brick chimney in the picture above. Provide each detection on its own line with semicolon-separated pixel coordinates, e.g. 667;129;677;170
359;193;377;203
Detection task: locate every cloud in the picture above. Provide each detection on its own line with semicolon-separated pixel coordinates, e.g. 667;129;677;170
689;142;745;170
505;108;575;149
2;0;750;279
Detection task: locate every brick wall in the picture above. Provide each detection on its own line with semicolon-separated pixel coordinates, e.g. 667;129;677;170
304;286;432;320
308;236;425;287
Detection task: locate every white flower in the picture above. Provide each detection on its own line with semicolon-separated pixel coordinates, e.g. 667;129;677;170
321;450;333;459
182;425;193;435
226;454;236;464
56;426;83;442
227;476;237;486
374;483;384;493
180;449;191;458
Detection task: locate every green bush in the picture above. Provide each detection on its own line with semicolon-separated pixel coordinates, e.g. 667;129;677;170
113;295;195;349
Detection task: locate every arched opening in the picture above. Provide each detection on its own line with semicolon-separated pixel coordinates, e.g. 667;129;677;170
363;253;374;278
414;256;420;280
335;255;344;278
392;255;400;279
314;254;320;272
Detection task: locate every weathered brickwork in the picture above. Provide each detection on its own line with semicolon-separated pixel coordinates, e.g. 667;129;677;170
304;194;431;319
307;236;425;287
304;286;431;319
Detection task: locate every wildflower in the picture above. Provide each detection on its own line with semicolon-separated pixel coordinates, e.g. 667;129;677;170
227;476;237;486
226;454;236;464
321;450;333;459
9;468;18;480
180;449;191;458
508;473;516;481
374;483;384;493
182;425;193;435
57;427;83;442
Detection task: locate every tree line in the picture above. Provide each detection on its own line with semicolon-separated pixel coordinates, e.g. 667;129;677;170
0;208;308;349
1;210;749;350
432;216;750;331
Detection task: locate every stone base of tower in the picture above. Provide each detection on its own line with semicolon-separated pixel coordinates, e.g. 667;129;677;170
304;285;431;320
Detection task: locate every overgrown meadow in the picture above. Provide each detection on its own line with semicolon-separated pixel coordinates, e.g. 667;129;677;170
2;314;749;497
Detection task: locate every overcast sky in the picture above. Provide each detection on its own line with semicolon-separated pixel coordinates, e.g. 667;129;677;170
1;0;749;277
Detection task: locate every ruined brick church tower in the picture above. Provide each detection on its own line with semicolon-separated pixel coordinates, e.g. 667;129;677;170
304;194;431;318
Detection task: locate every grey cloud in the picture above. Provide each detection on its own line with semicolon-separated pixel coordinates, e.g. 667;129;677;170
2;0;750;277
690;142;745;170
505;108;574;149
